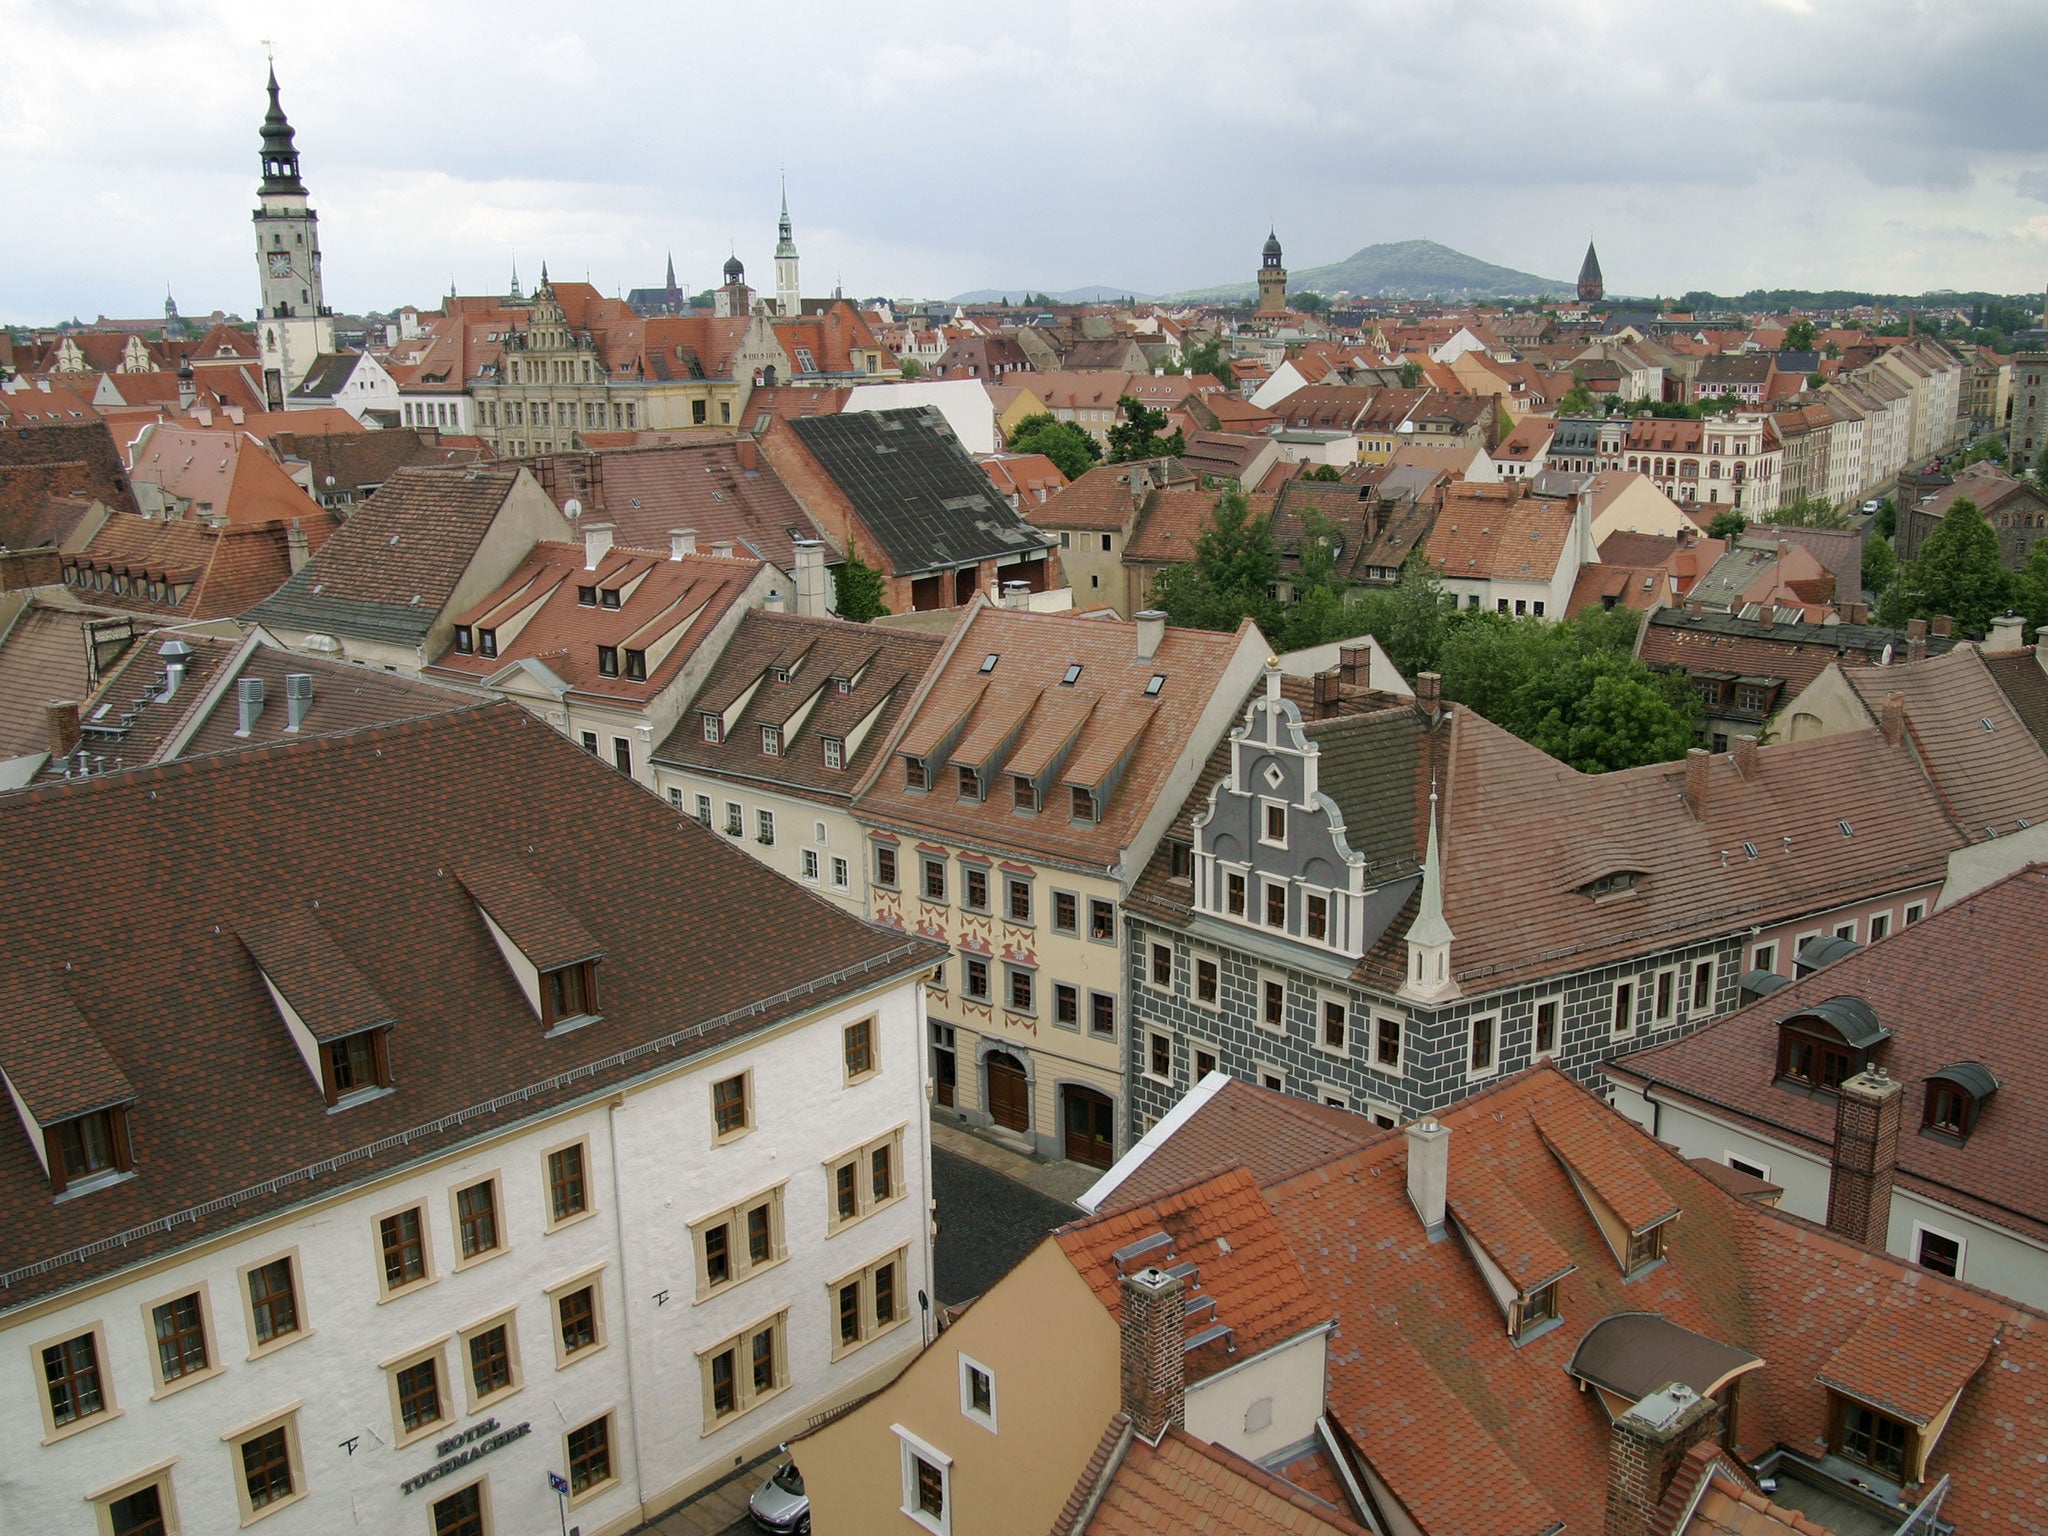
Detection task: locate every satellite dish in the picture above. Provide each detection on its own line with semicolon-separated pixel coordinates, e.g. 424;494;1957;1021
564;497;583;519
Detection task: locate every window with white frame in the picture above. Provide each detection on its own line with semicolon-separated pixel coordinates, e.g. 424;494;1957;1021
1913;1222;1965;1279
1469;1014;1498;1077
959;1353;997;1433
897;1426;953;1535
1689;959;1715;1015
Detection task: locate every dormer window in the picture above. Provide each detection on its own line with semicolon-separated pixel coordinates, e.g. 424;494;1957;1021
51;1108;131;1194
1923;1064;1997;1141
1012;775;1036;812
454;627;473;655
477;629;498;659
324;1030;391;1104
702;714;723;744
1061;664;1083;686
624;649;646;682
1515;1280;1560;1339
460;863;606;1038
957;765;981;801
1775;997;1886;1093
1071;785;1096;823
905;757;928;791
600;589;621;610
761;725;781;757
543;963;597;1028
598;646;620;677
577;585;598;606
772;666;791;683
1582;871;1641;899
1625;1223;1668;1274
822;736;845;770
833;675;851;694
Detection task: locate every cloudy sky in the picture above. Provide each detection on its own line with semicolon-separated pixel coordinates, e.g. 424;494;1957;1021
5;0;2048;324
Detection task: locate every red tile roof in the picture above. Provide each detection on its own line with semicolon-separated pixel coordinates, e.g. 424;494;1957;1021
1423;482;1576;583
1081;1426;1368;1536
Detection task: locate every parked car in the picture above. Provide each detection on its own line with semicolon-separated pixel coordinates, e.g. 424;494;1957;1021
1861;499;1883;513
749;1460;809;1534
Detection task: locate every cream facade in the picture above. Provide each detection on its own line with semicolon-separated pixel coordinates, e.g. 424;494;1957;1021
0;977;932;1536
653;772;873;918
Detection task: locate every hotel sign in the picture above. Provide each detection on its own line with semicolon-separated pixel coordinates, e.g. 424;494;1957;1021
400;1417;532;1495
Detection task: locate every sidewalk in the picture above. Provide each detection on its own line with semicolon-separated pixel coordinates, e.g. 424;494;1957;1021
634;1450;777;1535
929;1117;1099;1206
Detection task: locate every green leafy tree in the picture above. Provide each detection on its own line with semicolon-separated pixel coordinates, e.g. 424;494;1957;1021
1007;412;1102;480
832;552;889;623
1292;291;1330;314
1557;376;1598;416
1769;495;1850;530
1300;463;1343;483
1706;510;1748;541
1807;371;1826;390
1861;532;1896;598
2013;539;2048;641
1783;319;1817;351
1149;491;1279;636
1107;396;1185;463
1874;497;1897;539
1181;337;1235;387
1529;669;1701;774
2035;443;2048;486
897;358;924;380
1396;361;1424;388
1884;497;2011;634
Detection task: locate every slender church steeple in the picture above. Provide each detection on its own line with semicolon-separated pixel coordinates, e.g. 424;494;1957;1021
1577;239;1605;304
774;178;801;318
253;61;332;407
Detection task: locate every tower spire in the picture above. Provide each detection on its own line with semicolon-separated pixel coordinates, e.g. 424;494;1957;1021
1398;781;1460;1003
258;60;306;195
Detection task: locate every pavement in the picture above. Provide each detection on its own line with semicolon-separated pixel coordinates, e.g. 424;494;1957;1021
634;1449;779;1536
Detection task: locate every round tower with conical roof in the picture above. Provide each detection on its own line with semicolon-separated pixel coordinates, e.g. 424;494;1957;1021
1257;229;1289;316
252;63;334;407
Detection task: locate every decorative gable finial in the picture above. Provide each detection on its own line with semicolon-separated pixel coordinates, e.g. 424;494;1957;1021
1400;776;1459;1003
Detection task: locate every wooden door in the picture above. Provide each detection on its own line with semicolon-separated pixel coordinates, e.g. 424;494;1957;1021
1063;1086;1116;1169
934;1048;956;1109
985;1052;1029;1132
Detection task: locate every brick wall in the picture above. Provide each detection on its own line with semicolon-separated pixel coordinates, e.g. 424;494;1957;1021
1826;1068;1903;1247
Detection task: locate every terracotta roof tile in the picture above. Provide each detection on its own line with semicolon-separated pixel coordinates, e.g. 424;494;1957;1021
1084;1428;1369;1536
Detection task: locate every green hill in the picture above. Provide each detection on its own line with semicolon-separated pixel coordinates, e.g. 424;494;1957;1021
1171;239;1572;303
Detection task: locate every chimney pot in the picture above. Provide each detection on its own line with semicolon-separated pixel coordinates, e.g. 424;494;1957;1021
1314;668;1341;718
45;698;80;760
1683;747;1709;818
582;521;615;571
1416;671;1443;719
284;673;313;732
233;677;265;738
1826;1067;1903;1249
672;528;698;557
1907;617;1929;642
1135;609;1166;661
1880;690;1907;747
1339;643;1369;688
1932;615;1954;638
1988;612;2026;652
1604;1384;1723;1536
792;539;830;618
1405;1117;1450;1235
711;539;735;559
1118;1267;1187;1444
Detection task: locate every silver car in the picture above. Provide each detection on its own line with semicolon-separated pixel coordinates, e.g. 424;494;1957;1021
748;1460;809;1534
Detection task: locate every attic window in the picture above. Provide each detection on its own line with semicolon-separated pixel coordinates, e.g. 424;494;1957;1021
1061;664;1083;686
1071;785;1097;823
477;629;498;659
1741;841;1758;859
598;646;620;677
761;725;781;757
454;627;473;655
324;1030;391;1104
624;649;646;682
601;589;621;611
1981;717;1995;731
772;667;791;683
577;585;598;607
49;1108;133;1195
1145;675;1165;697
702;713;723;744
957;765;981;801
832;675;850;694
1012;775;1037;812
542;963;597;1028
1838;820;1853;837
904;757;928;791
1924;1064;1997;1141
980;654;999;674
1582;871;1641;899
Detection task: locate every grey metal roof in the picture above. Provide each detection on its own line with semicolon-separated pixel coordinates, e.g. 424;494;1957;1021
244;587;438;646
1738;968;1790;1000
1568;1312;1759;1403
1795;933;1862;972
789;407;1052;577
1929;1061;1999;1101
1782;995;1889;1050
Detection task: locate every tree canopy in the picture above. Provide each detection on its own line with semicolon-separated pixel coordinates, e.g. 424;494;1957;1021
832;552;889;623
1291;291;1330;314
1861;532;1896;599
1706;510;1748;541
896;358;924;380
1300;463;1343;482
1783;319;1817;351
1881;496;2011;634
1107;396;1186;463
1180;337;1235;387
1769;495;1851;530
1147;490;1279;636
1007;412;1102;480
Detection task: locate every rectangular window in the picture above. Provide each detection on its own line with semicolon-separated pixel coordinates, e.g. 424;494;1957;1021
694;1186;784;1298
1470;1015;1497;1073
702;1311;789;1422
1007;877;1032;924
1150;942;1172;987
1007;965;1034;1014
597;645;619;677
456;1179;500;1262
543;961;594;1026
1054;983;1078;1029
395;1353;444;1435
1263;801;1287;845
465;1318;518;1407
823;736;845;769
51;1106;126;1191
827;1130;904;1232
1306;893;1328;941
1090;991;1116;1039
556;1283;600;1361
1090;898;1115;942
1904;902;1926;925
1690;960;1714;1013
151;1291;210;1386
1148;1033;1171;1079
246;1255;300;1348
1226;872;1246;916
713;1072;751;1139
964;955;990;1001
567;1414;613;1496
831;855;850;889
624;649;646;681
923;857;946;902
1916;1225;1964;1278
380;1204;431;1293
1376;1015;1402;1069
1322;999;1346;1050
694;792;712;826
901;1432;951;1533
1071;784;1096;821
1753;941;1777;974
961;1355;997;1430
240;1424;296;1512
1012;775;1036;811
962;865;989;912
325;1029;387;1101
957;764;981;800
1196;957;1219;1006
830;1250;910;1360
875;843;898;888
1053;891;1078;933
548;1141;589;1225
1262;978;1285;1029
42;1332;105;1428
1869;911;1891;941
802;848;820;881
905;756;927;790
1264;881;1286;928
703;713;723;743
844;1018;876;1081
1612;981;1635;1035
1195;1049;1217;1079
1535;998;1560;1055
1836;1396;1913;1482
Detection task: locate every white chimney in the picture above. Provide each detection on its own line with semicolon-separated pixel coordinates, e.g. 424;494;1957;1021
711;539;736;559
1405;1117;1450;1236
793;539;830;618
233;677;265;738
1135;609;1166;661
284;673;313;732
1987;612;2025;652
582;522;615;570
670;528;696;561
764;589;786;613
1001;579;1031;610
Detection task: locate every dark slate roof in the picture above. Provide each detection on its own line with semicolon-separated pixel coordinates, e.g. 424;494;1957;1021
0;701;939;1307
789;407;1052;576
1982;649;2048;754
1307;704;1424;876
286;352;361;400
246;465;523;643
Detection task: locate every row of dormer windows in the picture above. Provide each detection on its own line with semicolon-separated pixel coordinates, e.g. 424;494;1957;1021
902;754;1098;823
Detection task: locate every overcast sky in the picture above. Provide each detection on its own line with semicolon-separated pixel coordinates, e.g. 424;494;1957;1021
5;0;2048;324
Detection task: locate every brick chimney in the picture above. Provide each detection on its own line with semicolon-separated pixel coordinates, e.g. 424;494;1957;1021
1405;1117;1450;1236
1826;1067;1902;1249
1118;1267;1186;1444
1757;604;1774;631
1683;747;1709;819
1416;670;1442;721
1732;734;1759;781
1605;1384;1723;1536
0;547;63;591
1879;691;1907;747
1339;643;1369;689
1931;615;1954;638
45;698;80;760
1906;618;1928;663
1313;668;1341;719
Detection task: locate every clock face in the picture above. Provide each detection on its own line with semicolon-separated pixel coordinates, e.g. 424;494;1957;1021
267;251;292;278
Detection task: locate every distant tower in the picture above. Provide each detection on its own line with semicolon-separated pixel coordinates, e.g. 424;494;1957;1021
1577;239;1605;305
1256;229;1289;316
665;252;682;313
774;182;801;317
253;63;334;408
162;289;186;342
715;253;752;319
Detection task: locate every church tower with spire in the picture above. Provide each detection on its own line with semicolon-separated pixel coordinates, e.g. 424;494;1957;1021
1256;229;1288;316
253;63;334;408
1576;239;1605;305
775;183;801;318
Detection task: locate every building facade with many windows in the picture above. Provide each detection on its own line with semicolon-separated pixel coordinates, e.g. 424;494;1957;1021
0;703;939;1536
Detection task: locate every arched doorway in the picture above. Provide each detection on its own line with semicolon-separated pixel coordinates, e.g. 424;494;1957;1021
1062;1085;1116;1169
984;1051;1029;1133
